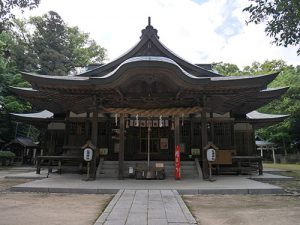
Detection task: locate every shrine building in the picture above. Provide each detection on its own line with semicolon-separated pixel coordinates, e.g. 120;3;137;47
10;19;288;179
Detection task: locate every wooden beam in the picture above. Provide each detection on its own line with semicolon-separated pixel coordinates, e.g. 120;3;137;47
118;113;125;179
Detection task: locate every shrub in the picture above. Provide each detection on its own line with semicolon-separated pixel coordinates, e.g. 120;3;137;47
0;151;16;159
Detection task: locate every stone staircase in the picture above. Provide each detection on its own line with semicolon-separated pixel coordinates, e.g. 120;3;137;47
97;160;201;179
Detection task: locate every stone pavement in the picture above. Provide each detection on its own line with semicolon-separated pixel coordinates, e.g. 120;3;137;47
94;189;197;225
10;172;288;194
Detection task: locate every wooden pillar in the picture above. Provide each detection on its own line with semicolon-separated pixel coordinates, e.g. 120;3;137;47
210;112;214;142
63;111;70;146
201;110;209;179
272;146;276;164
49;130;54;155
91;111;98;179
85;112;90;140
118;113;125;179
174;116;180;148
91;111;98;146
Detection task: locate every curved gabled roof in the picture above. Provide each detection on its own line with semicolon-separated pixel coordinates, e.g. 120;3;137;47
19;59;279;92
78;21;222;78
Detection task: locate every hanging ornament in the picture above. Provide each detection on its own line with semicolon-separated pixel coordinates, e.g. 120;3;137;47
159;115;163;127
115;113;118;126
171;121;175;130
135;114;139;127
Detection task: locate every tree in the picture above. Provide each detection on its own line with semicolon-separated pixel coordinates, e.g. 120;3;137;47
0;0;40;32
244;0;300;55
11;11;107;75
213;62;241;76
0;32;31;141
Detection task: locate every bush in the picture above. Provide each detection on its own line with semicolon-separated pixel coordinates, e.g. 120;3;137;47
0;151;16;159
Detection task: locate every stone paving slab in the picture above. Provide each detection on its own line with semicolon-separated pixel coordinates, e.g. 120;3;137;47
10;173;284;194
94;189;197;225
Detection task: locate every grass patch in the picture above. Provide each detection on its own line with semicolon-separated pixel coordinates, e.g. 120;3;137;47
264;163;300;171
264;163;300;180
263;163;300;194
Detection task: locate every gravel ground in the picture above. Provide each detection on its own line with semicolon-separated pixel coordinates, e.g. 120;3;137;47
0;177;112;225
183;194;300;225
0;192;112;225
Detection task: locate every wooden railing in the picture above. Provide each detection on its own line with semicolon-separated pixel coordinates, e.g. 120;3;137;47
36;156;84;174
232;156;263;175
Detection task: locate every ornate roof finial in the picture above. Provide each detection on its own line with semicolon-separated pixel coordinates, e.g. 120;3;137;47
140;17;159;39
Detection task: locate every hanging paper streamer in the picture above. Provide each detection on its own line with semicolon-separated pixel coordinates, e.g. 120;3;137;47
159;115;163;127
135;114;139;127
115;114;118;126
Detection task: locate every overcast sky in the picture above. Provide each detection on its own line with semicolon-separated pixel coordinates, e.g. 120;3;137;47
20;0;299;68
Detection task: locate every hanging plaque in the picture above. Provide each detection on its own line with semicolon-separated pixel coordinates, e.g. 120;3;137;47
129;119;134;127
164;120;169;127
160;138;168;149
140;120;146;127
147;120;152;127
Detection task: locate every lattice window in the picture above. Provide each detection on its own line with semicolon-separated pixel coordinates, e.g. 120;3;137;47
180;122;190;137
234;131;254;155
193;123;200;136
98;122;107;135
213;122;233;148
69;122;85;135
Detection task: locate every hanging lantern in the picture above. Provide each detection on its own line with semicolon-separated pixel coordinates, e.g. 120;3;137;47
159;115;163;127
115;114;118;126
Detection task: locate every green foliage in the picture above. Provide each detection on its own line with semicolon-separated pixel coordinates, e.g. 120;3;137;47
244;0;300;55
258;64;300;145
0;151;15;158
0;0;40;32
11;11;107;75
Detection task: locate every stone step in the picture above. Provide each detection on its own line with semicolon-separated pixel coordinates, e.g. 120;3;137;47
98;160;200;178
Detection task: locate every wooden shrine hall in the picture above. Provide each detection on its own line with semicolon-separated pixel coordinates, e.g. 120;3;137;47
10;18;288;179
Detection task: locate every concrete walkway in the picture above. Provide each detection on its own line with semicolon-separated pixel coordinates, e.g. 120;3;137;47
95;189;197;225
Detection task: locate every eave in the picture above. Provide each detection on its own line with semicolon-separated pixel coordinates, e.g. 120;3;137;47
231;87;289;115
241;111;289;129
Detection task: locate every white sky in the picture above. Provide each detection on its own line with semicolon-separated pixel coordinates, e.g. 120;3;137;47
19;0;299;68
